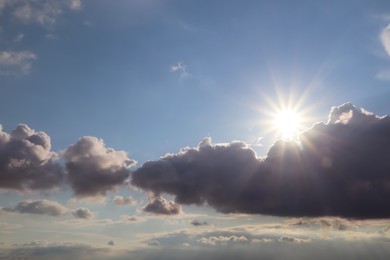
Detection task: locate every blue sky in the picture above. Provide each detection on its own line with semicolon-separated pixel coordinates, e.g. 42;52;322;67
1;1;390;259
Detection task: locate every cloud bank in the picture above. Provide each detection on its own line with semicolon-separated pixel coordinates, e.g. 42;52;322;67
3;199;68;217
132;103;390;218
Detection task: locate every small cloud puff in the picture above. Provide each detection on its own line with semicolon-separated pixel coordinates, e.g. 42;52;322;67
72;207;95;220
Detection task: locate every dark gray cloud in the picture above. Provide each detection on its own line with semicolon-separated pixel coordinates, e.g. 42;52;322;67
1;243;110;260
191;220;208;226
132;103;390;218
64;136;135;198
71;207;95;219
144;196;181;215
0;124;64;190
3;199;68;217
107;240;114;246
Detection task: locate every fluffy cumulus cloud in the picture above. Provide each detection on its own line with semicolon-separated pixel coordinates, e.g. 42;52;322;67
132;103;390;218
64;136;135;198
71;207;95;219
0;51;36;75
0;124;64;190
144;196;182;215
3;199;68;217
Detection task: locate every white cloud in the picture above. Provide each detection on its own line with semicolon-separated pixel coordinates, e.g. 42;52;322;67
0;50;36;75
13;2;62;27
68;0;82;11
170;62;190;79
380;23;390;57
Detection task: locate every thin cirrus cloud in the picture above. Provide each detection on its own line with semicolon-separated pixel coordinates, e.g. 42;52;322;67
131;103;390;219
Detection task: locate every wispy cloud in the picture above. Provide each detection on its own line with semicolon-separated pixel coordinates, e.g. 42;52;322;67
375;69;390;80
68;0;82;11
380;23;390;57
0;51;37;75
170;62;190;79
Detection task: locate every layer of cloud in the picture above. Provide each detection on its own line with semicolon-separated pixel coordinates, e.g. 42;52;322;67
0;51;37;75
144;196;182;215
0;124;64;190
64;136;135;198
71;207;95;220
132;103;390;218
3;199;68;217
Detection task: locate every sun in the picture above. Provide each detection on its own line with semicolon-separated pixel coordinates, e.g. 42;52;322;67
273;109;302;140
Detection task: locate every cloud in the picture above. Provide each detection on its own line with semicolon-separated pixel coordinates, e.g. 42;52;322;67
191;220;208;226
147;240;160;246
107;240;114;246
381;23;390;57
12;2;61;26
71;207;95;219
0;124;64;190
278;236;311;243
375;69;390;81
132;103;390;218
170;62;190;79
14;33;24;42
113;195;135;206
1;242;111;260
68;0;82;11
197;235;249;246
0;51;37;75
3;199;68;217
120;215;139;222
144;196;182;215
64;136;135;199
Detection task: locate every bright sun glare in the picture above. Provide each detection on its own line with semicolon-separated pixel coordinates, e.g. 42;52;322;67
273;109;302;140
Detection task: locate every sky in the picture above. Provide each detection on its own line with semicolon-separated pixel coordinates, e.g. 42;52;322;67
1;0;390;259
